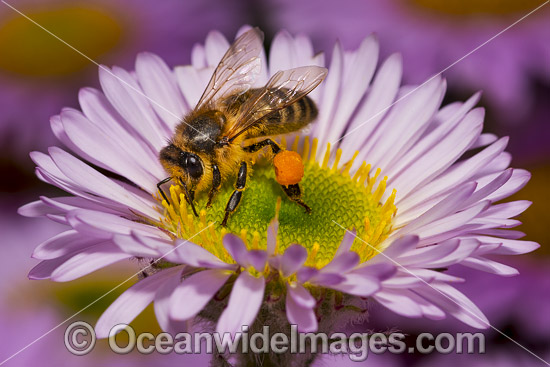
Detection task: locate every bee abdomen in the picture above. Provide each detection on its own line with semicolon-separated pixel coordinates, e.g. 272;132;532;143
283;95;318;125
254;94;318;137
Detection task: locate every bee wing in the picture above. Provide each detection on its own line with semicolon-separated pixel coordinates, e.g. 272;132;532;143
225;66;328;141
196;28;264;109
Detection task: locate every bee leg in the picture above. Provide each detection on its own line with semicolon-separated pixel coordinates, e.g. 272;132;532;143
221;161;247;227
206;163;222;208
157;177;172;204
179;179;199;217
282;184;312;214
243;139;282;155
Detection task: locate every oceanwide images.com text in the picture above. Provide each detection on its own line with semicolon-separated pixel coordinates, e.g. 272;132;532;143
65;322;485;361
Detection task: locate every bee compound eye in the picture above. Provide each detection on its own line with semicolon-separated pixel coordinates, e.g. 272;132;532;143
185;154;203;179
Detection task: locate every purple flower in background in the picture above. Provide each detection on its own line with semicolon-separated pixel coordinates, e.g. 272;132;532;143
269;0;550;124
0;0;249;157
19;26;539;365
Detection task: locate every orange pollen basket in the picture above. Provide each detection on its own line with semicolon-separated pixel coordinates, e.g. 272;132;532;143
274;150;305;186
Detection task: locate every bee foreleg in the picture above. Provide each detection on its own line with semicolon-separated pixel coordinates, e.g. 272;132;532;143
243;139;282;155
157;177;172;204
179;178;199;217
207;163;222;208
221;161;247;226
282;184;312;214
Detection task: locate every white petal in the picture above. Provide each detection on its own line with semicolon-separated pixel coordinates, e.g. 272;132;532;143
174;65;210;108
216;272;265;337
60;108;159;191
280;245;308;277
154;267;192;334
343;53;402;157
78;87;163;178
33;230;98;260
28;255;74;280
287;282;316;308
168;241;235;270
460;257;519;276
204;30;230;67
398;183;477;233
396;240;460;267
384;87;478;182
113;233;174;258
423;239;480;268
335;230;357;256
392;108;483;199
485;169;530;202
374;289;423;318
474;236;539;255
269;30;297;74
190;43;206;69
39;196;122;216
135;52;187;130
95;267;182;338
313;41;344;157
397;136;507;214
330;36;379;162
373;235;419;263
98;65;169;151
67;209;165;239
286;287;317;333
413;283;489;329
48;147;159;218
51;243;131;282
19;199;61;218
413;201;489;244
367;78;446;172
170;269;231;320
330;273;380;296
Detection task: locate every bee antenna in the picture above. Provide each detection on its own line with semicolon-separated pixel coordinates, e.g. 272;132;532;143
180;179;199;217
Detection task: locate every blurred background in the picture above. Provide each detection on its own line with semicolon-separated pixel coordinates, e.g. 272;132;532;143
0;0;548;366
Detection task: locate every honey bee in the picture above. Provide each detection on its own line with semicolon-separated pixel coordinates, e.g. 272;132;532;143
158;28;327;226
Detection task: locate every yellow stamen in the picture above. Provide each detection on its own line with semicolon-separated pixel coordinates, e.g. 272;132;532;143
309;138;319;162
280;136;287;149
352;161;366;182
332;148;342;171
301;136;310;161
321;143;331;169
307;242;320;266
291;135;300;153
373;177;387;203
251;231;260;250
240;229;249;248
341;151;359;177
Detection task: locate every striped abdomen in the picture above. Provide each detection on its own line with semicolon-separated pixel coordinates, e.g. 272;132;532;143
223;88;319;139
255;94;318;138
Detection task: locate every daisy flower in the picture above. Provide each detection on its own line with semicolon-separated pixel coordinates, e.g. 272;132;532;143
269;0;550;124
20;26;538;364
0;0;249;158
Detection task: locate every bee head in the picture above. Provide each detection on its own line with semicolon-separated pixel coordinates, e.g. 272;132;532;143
159;144;204;186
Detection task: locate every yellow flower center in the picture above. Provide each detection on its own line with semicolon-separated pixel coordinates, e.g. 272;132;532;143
153;137;397;269
0;5;123;77
408;0;542;16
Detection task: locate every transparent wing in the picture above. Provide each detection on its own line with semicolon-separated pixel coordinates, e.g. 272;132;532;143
225;66;328;141
196;28;264;109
